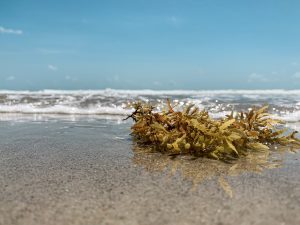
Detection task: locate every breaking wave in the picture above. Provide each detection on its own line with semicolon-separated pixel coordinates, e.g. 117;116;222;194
0;89;300;122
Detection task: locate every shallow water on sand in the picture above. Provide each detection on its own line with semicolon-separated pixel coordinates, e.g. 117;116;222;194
0;116;300;225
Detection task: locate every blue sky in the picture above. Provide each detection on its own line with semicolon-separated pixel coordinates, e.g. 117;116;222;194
1;0;300;90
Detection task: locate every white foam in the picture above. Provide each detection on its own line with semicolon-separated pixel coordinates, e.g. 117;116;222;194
277;111;300;122
0;104;132;115
0;89;300;122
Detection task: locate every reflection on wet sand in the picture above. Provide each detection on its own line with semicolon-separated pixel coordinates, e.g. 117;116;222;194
132;145;298;197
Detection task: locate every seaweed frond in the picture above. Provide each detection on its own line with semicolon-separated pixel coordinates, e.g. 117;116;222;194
126;101;300;160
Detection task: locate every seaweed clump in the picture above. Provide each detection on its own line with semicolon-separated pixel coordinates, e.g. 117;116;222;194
126;100;300;160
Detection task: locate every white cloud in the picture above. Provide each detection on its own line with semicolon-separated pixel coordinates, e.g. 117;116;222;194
0;26;23;35
6;76;15;81
65;76;77;81
248;73;268;83
48;64;58;71
293;72;300;78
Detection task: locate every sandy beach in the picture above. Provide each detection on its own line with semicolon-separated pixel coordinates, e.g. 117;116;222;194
2;0;300;223
0;116;299;225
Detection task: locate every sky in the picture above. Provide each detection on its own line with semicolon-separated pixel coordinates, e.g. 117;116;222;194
1;0;300;90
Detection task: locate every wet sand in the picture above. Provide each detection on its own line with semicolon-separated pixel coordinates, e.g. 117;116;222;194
0;117;300;225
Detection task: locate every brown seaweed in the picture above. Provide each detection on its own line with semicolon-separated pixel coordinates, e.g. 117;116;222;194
126;100;300;160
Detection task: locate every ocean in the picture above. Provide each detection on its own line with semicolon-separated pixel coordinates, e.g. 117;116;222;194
0;89;299;126
1;89;300;224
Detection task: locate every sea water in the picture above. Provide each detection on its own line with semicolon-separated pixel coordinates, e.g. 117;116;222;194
0;89;299;126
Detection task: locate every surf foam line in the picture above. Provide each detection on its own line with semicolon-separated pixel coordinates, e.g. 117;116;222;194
0;104;132;115
0;104;300;122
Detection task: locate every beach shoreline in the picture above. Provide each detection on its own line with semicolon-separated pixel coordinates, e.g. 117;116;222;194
0;118;300;225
